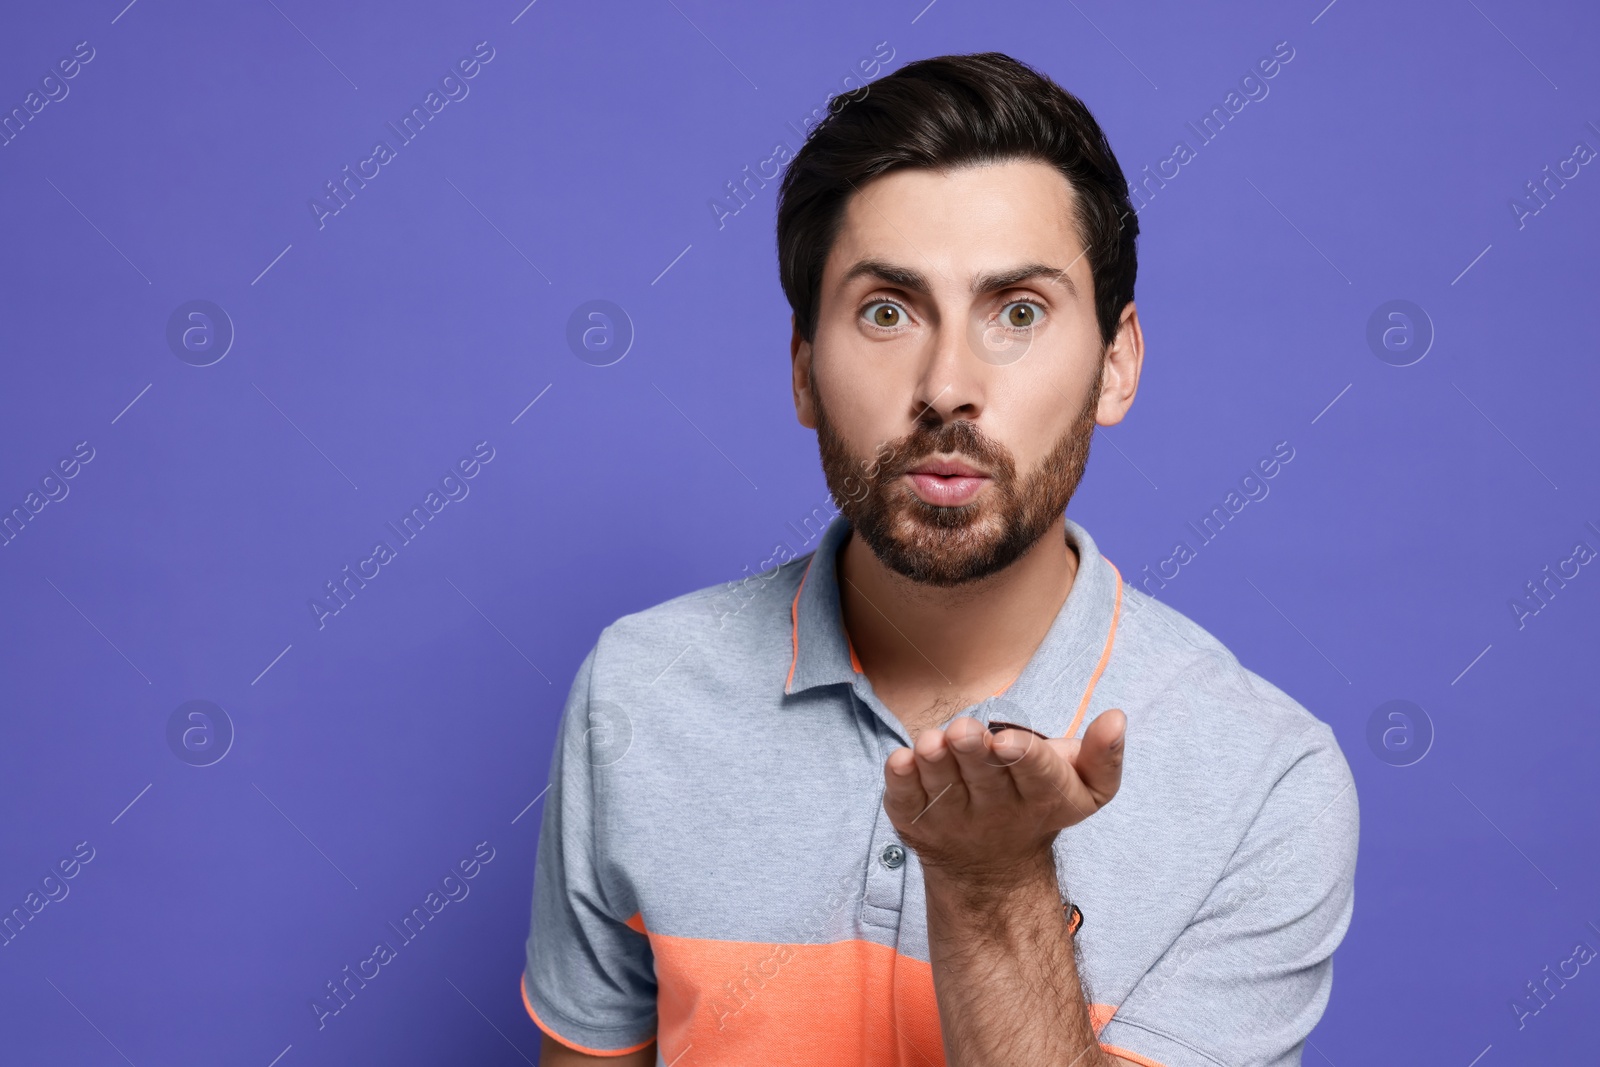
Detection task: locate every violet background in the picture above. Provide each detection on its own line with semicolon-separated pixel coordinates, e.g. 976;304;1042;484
1;0;1597;1063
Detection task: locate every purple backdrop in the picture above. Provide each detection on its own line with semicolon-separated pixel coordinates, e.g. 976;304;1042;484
2;0;1597;1063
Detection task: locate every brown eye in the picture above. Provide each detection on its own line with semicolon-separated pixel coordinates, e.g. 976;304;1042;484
865;302;902;328
1005;302;1040;328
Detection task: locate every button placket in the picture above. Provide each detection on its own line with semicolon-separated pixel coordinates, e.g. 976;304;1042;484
859;727;911;928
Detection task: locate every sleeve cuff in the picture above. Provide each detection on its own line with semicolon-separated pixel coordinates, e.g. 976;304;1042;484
520;970;655;1057
1098;1015;1229;1067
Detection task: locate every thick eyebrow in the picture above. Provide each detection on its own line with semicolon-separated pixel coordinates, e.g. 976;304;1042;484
975;262;1078;299
838;259;1078;299
839;259;930;294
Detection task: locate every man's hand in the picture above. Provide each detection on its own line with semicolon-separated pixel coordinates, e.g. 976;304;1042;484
882;709;1127;884
884;710;1130;1066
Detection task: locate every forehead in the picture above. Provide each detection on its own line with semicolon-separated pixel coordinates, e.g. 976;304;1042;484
824;159;1086;286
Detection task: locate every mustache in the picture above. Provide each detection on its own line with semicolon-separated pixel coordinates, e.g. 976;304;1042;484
873;418;1015;483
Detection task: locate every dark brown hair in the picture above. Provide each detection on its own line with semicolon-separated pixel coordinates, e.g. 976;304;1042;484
776;51;1138;348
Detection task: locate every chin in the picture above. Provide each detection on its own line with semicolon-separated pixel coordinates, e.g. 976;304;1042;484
869;503;1029;586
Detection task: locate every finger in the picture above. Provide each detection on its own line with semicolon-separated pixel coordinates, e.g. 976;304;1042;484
911;724;967;821
946;716;1016;808
882;746;927;821
1002;733;1083;814
984;721;1042;769
1073;708;1126;808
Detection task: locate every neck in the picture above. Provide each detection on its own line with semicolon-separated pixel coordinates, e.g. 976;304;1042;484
836;515;1079;733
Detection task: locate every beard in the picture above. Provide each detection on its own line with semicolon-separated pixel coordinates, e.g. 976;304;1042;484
814;369;1102;587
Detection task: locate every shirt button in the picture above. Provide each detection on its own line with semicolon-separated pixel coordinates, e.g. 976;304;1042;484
879;843;906;869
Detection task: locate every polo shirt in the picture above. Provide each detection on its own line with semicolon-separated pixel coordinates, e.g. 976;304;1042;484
522;513;1359;1066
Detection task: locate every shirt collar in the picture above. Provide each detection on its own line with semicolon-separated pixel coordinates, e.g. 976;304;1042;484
784;514;1124;740
784;514;862;696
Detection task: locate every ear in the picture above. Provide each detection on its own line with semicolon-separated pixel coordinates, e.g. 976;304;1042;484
1095;301;1144;427
791;314;819;429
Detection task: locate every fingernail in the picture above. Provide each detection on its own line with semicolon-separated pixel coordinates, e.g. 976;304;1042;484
988;720;1049;740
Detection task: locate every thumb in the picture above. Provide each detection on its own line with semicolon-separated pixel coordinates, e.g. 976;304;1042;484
1075;708;1126;808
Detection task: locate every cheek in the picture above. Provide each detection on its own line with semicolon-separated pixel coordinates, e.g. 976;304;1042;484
817;376;890;463
988;372;1094;471
812;336;909;448
1031;319;1105;409
990;410;1058;475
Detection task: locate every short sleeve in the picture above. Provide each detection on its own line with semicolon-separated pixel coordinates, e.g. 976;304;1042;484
1097;724;1359;1067
522;640;658;1054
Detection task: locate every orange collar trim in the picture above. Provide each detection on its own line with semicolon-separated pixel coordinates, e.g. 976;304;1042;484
789;551;1125;738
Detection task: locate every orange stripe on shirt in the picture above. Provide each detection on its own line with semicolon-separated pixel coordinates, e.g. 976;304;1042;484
643;931;1120;1065
651;934;942;1065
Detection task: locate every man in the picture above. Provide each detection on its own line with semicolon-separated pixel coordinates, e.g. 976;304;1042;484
523;52;1358;1067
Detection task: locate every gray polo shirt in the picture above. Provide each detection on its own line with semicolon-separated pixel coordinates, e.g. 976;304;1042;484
522;514;1359;1066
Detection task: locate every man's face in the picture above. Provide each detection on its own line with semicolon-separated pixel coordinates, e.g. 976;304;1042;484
793;159;1136;586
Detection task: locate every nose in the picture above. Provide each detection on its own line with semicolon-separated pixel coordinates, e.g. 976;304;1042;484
909;318;983;429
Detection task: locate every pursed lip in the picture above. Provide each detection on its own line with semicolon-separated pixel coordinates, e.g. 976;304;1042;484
902;455;991;507
905;457;989;478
